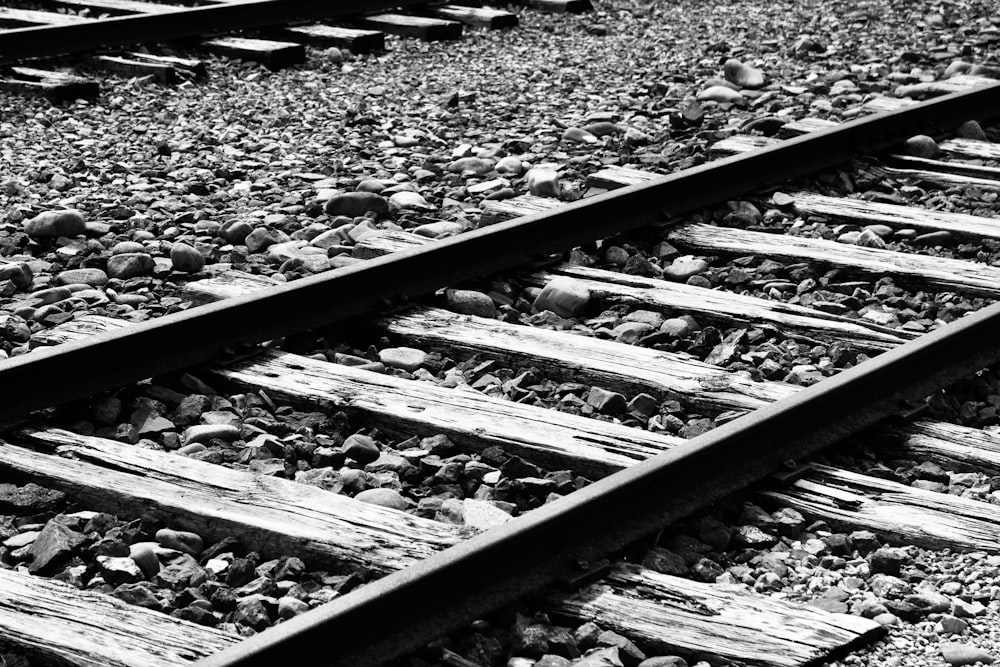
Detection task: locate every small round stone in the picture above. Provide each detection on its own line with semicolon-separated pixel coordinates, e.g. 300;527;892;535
354;488;408;510
446;157;495;176
664;256;709;281
170;243;205;273
446;289;496;318
323;192;389;217
495;156;524;176
183;424;240;444
389;191;433;211
533;277;590;318
526;168;560;197
723;58;765;88
904;134;940;158
343;434;381;464
562;127;598;144
278;596;311;619
697;85;745;104
55;268;108;287
106;253;154;279
155;528;204;556
129;542;160;578
378;347;427;372
24;209;86;238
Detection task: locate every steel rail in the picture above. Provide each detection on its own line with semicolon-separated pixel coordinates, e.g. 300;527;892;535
1;82;999;424
0;0;427;63
197;297;1000;667
0;79;994;666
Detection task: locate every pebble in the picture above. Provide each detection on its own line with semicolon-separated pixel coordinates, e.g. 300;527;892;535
526;168;560;197
447;157;495;176
111;241;145;255
24;209;86;238
904;134;940;158
495;156;525;176
96;555;144;586
855;229;887;248
389;191;433;211
462;499;513;530
413;220;464;238
582;121;621;137
106;253;154;279
379;347;427;372
323;192;389;217
170;242;205;273
154;528;203;555
356;179;386;193
562;127;598;144
0;263;32;290
278;596;311;619
914;230;954;247
533;277;590;318
354;488;408;510
343;434;381;464
663;256;709;281
723;59;766;88
182;424;240;444
30;286;72;305
697;86;745;104
956;120;989;142
446;289;496;318
587;387;628;414
220;220;254;244
128;542;160;578
939;642;995;666
54;268;108;287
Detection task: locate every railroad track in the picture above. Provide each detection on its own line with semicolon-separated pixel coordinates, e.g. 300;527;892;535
0;0;589;99
5;38;1000;667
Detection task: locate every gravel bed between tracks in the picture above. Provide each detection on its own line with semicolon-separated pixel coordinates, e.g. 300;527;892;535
3;0;1000;665
1;0;999;356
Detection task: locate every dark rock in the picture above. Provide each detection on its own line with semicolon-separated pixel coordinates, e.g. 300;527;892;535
27;515;86;574
323;192;389;217
25;209;86;237
0;483;66;514
869;547;907;576
113;582;163;610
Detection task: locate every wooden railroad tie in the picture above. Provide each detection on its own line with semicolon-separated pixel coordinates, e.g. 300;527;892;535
350;13;463;42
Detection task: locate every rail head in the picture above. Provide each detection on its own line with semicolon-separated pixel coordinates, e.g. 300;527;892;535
1;80;999;423
195;291;1000;667
0;0;430;63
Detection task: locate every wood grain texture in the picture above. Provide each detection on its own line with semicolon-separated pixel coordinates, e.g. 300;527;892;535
667;222;1000;297
0;567;238;667
543;265;911;350
380;306;797;414
217;349;683;478
1;428;468;574
541;563;882;667
762;464;1000;551
790;191;1000;241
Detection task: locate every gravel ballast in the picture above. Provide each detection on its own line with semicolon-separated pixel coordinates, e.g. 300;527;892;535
4;0;1000;665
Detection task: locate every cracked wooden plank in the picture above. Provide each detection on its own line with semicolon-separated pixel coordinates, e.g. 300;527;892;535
875;420;1000;475
379;307;797;414
761;464;1000;552
351;13;462;41
0;567;238;667
216;349;682;478
541;265;911;351
540;563;882;667
0;428;467;575
789;191;1000;241
667;222;1000;297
